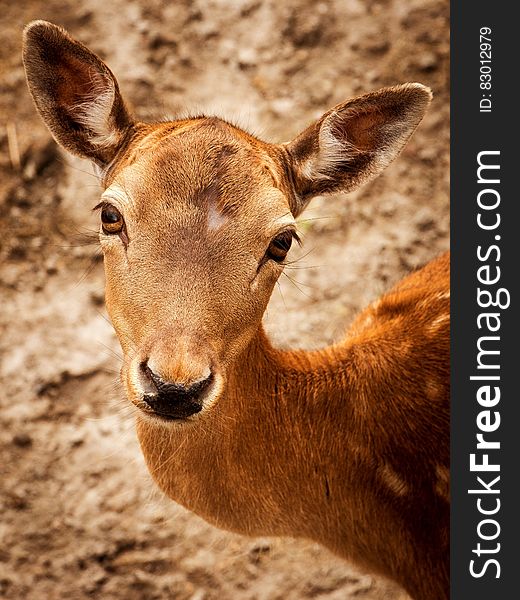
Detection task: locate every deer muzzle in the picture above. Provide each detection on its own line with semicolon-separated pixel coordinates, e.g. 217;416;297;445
140;362;214;420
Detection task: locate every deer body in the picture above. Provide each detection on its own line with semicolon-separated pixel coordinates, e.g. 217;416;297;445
23;21;449;600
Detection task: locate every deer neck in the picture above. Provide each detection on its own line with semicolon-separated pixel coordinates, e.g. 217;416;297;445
138;325;372;535
231;325;346;413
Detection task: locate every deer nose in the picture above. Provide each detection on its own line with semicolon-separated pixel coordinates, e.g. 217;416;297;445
140;362;213;420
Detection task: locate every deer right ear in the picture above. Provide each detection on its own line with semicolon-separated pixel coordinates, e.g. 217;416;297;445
283;83;432;216
23;20;134;167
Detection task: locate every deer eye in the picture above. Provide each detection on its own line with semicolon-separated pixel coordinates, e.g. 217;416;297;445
100;204;124;235
266;230;295;263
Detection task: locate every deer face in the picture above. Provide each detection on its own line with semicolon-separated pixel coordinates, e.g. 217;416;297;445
100;122;298;419
23;21;431;423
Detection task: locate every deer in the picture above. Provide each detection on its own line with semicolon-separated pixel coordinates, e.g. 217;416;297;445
23;21;450;600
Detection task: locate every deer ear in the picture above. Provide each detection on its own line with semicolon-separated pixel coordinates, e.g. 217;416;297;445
283;83;432;215
23;20;134;167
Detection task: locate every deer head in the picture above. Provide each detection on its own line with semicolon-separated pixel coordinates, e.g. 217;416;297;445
23;21;432;425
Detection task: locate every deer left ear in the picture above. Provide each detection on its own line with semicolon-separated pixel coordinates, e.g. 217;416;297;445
23;20;134;168
283;83;432;215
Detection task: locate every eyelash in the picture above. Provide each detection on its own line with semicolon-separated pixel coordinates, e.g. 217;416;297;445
93;201;108;212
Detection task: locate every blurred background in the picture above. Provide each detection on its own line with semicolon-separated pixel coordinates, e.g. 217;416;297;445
0;1;449;599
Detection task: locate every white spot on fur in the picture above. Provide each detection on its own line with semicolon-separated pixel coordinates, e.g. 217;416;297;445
351;311;374;334
435;465;450;501
425;378;443;401
207;201;228;231
427;313;450;335
358;313;374;328
379;464;408;496
371;298;382;310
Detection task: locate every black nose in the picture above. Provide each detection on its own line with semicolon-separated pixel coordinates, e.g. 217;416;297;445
141;363;213;420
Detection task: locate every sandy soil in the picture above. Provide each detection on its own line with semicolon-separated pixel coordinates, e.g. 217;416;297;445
0;1;449;598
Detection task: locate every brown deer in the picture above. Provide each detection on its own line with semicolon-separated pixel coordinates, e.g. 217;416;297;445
23;21;450;600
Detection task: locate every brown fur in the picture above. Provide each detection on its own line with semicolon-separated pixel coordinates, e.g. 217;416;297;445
23;21;449;600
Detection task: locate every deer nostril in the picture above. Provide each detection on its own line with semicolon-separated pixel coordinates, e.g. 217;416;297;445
139;362;213;420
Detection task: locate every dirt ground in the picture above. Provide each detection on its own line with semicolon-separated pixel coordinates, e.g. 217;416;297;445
0;1;449;599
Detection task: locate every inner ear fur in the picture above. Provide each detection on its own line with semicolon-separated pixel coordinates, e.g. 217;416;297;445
23;20;134;166
283;83;432;214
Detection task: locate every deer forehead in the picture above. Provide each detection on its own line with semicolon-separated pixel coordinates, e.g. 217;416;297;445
103;120;295;236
